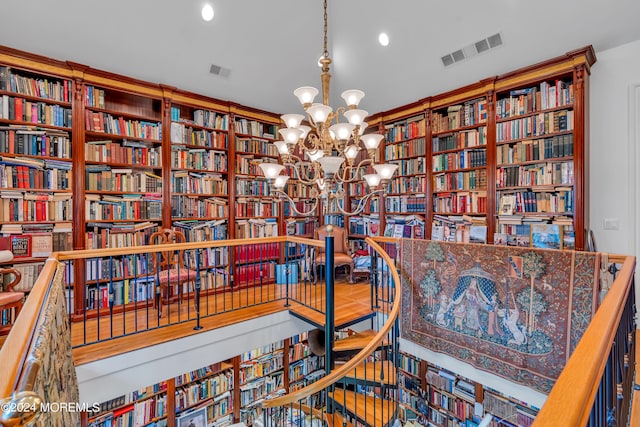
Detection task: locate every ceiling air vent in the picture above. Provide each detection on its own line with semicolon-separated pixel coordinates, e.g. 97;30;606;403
441;54;455;67
475;39;490;54
487;32;503;48
209;64;231;78
451;49;465;63
441;32;504;67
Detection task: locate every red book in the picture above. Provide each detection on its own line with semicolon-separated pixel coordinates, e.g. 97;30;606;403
92;112;102;132
8;130;15;153
14;97;24;121
11;235;32;258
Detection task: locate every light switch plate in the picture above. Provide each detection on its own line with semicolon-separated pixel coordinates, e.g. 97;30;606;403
603;218;619;230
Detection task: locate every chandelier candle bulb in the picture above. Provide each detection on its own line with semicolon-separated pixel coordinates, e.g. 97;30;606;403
274;175;290;189
256;0;398;217
294;87;319;107
318;156;345;175
330;123;356;141
306;104;333;124
364;174;382;188
361;133;384;150
341;90;365;108
274;141;290;156
373;163;399;180
279;128;304;144
281;114;305;128
344;145;360;161
343;109;368;126
258;163;285;179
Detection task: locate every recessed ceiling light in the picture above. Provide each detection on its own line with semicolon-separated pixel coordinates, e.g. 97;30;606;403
201;4;214;21
378;32;390;47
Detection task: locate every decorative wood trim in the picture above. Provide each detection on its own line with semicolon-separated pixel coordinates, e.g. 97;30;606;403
166;378;176;427
0;45;73;78
81;69;164;99
161;95;173;227
171;89;229;112
376;99;428;123
430;83;488;110
494;47;596;93
229;102;281;124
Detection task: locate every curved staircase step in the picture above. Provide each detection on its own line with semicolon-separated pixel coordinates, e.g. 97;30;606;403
334;329;389;353
341;360;397;386
328;389;397;427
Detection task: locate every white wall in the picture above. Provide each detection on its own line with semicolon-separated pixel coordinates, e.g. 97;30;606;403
76;311;314;405
590;39;640;259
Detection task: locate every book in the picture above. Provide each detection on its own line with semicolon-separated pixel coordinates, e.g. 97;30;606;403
30;233;53;257
11;234;32;258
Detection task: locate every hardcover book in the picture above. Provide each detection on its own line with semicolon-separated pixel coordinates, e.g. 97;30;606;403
11;234;32;258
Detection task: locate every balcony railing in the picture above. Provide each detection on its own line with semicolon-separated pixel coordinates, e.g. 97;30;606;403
0;238;636;427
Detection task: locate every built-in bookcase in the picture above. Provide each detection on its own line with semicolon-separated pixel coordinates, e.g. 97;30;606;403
429;96;489;244
88;380;169;427
0;63;74;292
397;350;539;426
232;115;280;286
169;104;229;242
174;361;234;427
370;46;594;250
493;74;578;249
83;84;163;249
384;114;427;218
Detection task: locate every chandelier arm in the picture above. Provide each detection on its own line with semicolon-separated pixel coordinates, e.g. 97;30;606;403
333;189;383;217
285;161;320;185
335;158;374;184
273;189;320;217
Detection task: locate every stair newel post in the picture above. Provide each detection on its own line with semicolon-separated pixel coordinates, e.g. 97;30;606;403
325;225;336;374
194;248;202;330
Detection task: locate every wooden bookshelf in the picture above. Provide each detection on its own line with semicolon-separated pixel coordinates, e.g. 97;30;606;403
370;46;595;250
0;44;596;317
0;62;74;292
397;350;539;427
87;380;170;427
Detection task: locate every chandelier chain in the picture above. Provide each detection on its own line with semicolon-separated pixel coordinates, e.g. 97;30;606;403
323;0;329;59
256;0;398;217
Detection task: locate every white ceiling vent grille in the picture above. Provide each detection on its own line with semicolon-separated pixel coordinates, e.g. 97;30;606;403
210;64;231;78
441;32;504;67
440;54;455;67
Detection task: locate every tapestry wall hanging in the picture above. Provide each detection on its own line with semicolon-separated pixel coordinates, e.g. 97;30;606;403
400;239;600;393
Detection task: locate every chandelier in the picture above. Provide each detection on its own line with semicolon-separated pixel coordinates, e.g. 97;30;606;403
258;0;398;217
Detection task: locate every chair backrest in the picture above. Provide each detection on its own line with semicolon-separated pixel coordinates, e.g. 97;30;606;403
150;229;188;271
0;267;22;293
314;225;349;255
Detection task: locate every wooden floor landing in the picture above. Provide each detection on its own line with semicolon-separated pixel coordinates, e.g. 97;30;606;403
72;280;373;365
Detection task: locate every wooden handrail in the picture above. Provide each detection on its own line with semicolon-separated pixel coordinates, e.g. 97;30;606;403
55;236;324;260
533;255;636;426
370;236;400;244
262;237;402;408
0;257;59;398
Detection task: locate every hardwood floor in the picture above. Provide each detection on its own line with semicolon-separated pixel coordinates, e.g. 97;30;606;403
72;280;374;365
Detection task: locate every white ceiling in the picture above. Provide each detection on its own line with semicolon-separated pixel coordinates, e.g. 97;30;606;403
1;0;640;117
